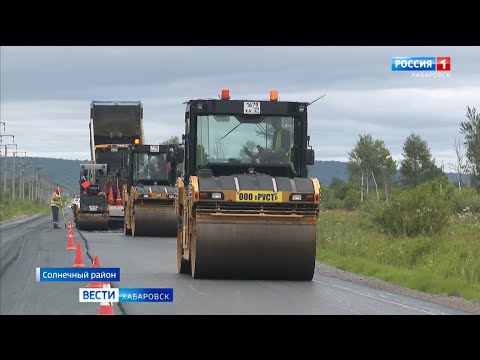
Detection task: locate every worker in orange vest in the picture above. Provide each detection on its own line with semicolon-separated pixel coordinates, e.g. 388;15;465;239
50;186;62;229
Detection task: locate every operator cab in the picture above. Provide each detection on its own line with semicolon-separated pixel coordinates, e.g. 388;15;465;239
79;164;106;195
183;89;315;179
128;144;183;188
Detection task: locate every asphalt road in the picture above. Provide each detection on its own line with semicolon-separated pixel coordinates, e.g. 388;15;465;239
0;210;472;315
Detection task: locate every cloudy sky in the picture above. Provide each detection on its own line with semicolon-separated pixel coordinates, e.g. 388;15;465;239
1;46;479;169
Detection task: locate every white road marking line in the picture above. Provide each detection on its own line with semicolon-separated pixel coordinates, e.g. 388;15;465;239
334;303;364;315
312;279;445;315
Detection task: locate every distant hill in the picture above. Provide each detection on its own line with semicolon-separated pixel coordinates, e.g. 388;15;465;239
0;157;88;196
308;161;349;185
0;157;470;197
308;160;470;186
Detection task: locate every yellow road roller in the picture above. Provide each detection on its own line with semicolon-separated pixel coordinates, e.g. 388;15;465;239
124;144;184;237
176;89;320;280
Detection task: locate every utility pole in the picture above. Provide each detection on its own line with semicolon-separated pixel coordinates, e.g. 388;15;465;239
0;122;4;196
41;181;44;203
3;145;5;193
3;142;17;195
10;145;18;199
0;122;6;147
1;135;15;192
39;176;43;203
34;168;38;201
30;160;37;201
38;172;41;202
36;167;44;202
0;122;6;156
29;164;33;200
15;152;27;199
35;169;40;201
12;152;16;199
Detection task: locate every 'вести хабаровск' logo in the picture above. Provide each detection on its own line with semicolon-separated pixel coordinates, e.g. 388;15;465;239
391;57;451;78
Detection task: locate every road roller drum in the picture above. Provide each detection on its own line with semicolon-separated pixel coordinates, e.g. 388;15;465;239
192;221;316;280
132;205;177;236
76;214;109;231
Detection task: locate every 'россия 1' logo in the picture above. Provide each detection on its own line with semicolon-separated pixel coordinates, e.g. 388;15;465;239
391;57;450;71
391;57;451;78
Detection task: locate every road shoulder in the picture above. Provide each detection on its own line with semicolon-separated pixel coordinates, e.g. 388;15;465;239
314;261;480;314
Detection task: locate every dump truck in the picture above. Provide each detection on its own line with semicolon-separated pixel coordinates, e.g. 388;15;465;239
176;89;320;280
123;143;184;236
87;100;144;229
75;163;109;230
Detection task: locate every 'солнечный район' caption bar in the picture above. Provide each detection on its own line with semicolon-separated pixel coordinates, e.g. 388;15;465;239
36;267;120;281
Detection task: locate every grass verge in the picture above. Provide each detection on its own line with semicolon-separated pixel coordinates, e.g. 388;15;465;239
317;211;480;301
0;192;50;222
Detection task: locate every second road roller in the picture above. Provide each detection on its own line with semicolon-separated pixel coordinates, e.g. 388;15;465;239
75;163;110;231
176;89;320;280
123;143;184;236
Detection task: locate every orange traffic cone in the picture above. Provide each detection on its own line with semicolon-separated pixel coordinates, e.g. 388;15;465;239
92;255;100;267
108;184;115;205
98;283;115;315
115;178;122;205
66;232;76;250
73;242;85;267
68;219;72;229
86;255;102;288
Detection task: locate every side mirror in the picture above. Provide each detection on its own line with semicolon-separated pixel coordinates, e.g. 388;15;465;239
306;148;315;166
175;147;184;163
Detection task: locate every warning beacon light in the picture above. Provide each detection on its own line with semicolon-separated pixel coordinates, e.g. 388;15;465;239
134;138;140;145
270;90;279;101
221;89;230;100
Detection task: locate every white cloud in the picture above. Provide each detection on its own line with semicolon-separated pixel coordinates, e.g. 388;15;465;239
1;46;479;169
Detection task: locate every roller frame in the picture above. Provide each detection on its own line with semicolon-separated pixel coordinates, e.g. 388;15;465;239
176;176;318;280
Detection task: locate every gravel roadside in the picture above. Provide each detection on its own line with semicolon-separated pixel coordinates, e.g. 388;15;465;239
314;260;480;315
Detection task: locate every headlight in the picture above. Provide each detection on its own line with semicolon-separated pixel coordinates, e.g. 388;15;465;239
292;194;302;201
212;193;222;199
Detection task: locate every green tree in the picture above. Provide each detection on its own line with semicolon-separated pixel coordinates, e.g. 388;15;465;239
348;134;375;202
376;143;397;202
160;136;181;145
460;106;480;190
319;185;341;210
329;177;345;189
400;133;443;188
448;137;467;192
348;134;396;202
344;187;361;210
329;178;350;201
